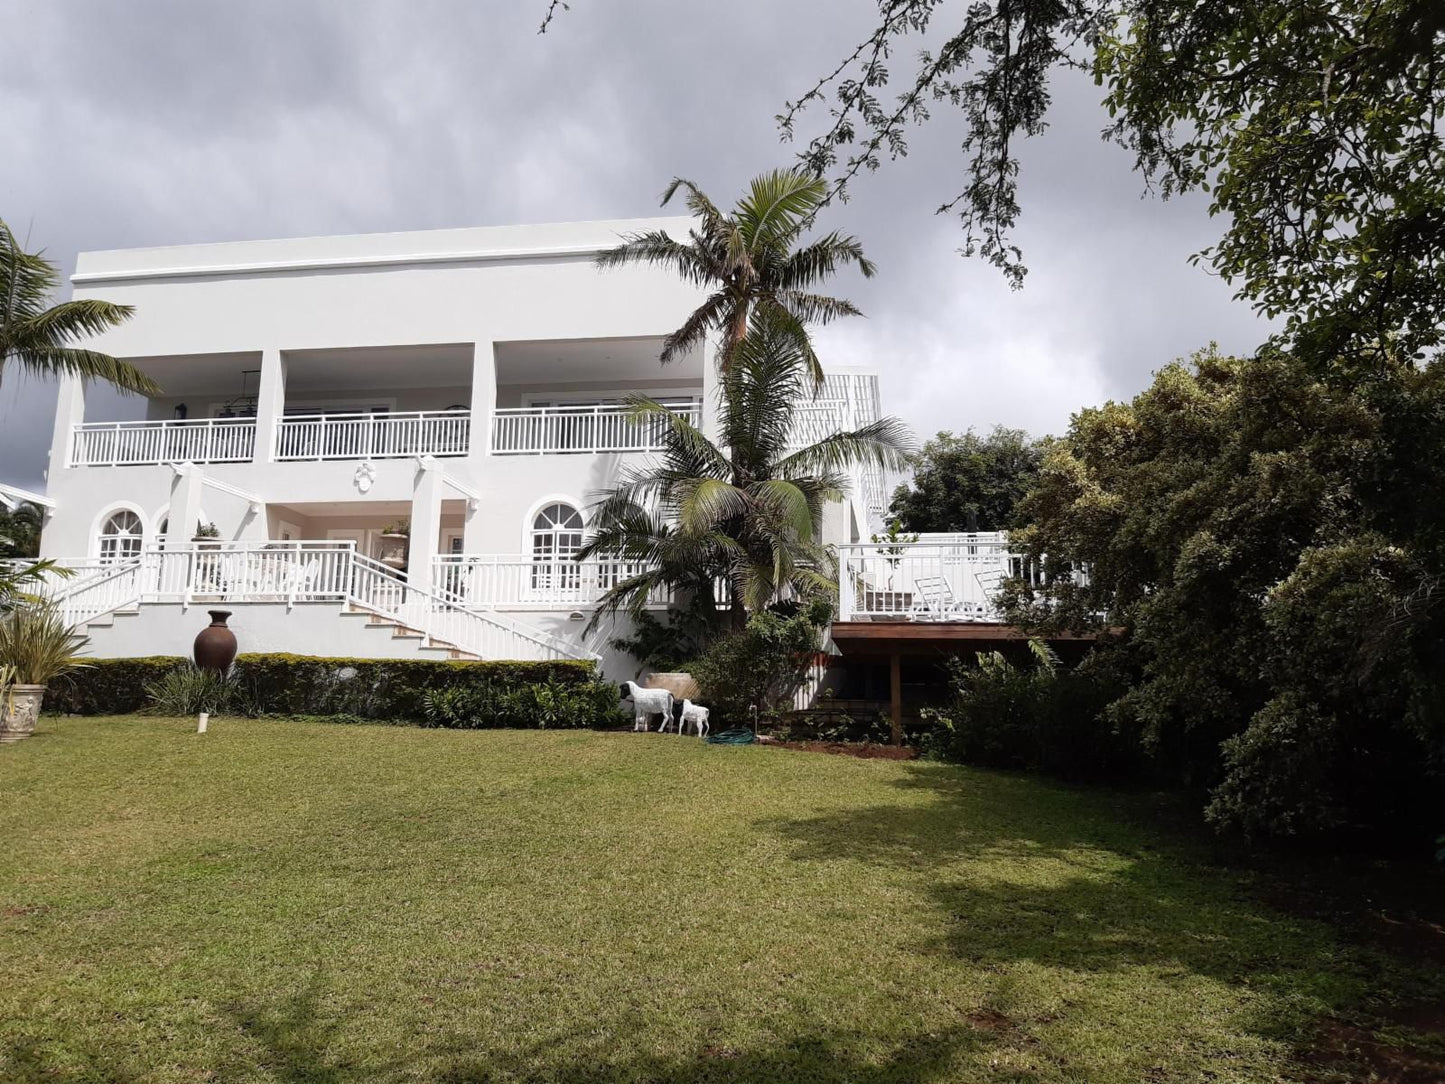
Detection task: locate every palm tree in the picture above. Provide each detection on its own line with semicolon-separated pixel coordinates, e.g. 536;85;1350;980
579;307;913;632
0;219;159;396
595;168;873;380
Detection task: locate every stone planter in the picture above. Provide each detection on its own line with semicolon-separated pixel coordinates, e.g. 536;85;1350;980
645;672;700;702
0;684;46;743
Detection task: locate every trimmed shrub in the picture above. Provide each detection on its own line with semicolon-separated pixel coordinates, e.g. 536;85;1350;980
48;653;619;729
921;642;1139;782
48;656;184;715
688;600;831;728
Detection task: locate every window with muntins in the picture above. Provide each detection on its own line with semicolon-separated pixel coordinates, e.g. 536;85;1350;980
530;502;584;593
98;510;143;562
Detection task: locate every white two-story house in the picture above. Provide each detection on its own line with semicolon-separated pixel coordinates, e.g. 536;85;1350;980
31;218;888;674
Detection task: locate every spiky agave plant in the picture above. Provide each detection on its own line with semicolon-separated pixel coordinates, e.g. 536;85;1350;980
0;601;90;685
578;306;913;632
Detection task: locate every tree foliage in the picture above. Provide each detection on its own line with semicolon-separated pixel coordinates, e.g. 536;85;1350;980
0;219;159;396
0;502;42;558
776;0;1444;372
579;306;913;633
1007;347;1445;846
889;425;1045;532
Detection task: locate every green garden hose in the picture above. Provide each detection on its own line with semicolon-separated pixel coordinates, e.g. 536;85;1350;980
705;728;756;745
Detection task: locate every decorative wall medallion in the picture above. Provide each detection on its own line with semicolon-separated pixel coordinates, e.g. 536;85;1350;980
353;462;376;494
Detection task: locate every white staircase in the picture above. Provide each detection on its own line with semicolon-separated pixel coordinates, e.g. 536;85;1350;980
24;544;596;664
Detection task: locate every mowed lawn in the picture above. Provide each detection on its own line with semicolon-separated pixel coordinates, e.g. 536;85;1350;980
1;718;1439;1083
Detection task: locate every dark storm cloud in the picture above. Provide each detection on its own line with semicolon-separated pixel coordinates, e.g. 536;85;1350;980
0;0;1266;489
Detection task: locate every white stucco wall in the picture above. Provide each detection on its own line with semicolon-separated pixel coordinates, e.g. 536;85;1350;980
79;600;643;679
40;216;882;665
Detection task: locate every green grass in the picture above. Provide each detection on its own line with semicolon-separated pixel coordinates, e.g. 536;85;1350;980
0;716;1438;1083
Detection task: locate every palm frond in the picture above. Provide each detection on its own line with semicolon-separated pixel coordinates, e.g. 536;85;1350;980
677;478;749;534
7;345;161;396
776;233;876;290
593;231;716;286
779;291;865;327
776;417;917;475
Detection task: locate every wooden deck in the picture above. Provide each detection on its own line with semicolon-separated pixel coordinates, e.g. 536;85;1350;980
828;620;1105;745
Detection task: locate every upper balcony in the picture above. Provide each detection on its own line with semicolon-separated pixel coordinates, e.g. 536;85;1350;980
64;337;707;467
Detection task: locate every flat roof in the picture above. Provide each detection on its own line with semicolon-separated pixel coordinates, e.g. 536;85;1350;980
72;215;696;286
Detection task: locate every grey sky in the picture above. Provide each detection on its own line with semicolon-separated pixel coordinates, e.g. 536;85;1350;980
0;0;1266;491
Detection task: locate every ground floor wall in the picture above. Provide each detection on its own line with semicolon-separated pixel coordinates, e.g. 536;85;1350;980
78;601;646;679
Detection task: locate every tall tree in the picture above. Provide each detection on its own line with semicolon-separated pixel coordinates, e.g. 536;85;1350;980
579;307;913;631
778;0;1445;375
0;219;159;396
0;502;42;559
594;168;875;379
1009;347;1445;846
889;426;1045;533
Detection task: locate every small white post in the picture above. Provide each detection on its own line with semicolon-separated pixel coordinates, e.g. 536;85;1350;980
197;712;209;733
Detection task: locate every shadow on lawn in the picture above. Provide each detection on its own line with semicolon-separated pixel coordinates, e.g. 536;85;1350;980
3;1016;985;1084
763;761;1445;1080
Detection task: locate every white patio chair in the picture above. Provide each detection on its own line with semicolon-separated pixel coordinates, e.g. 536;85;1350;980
974;569;1007;620
911;575;963;621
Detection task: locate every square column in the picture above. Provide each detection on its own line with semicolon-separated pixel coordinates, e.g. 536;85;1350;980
167;464;205;546
407;459;445;592
252;348;287;462
467;341;496;460
698;335;721;443
47;375;85;477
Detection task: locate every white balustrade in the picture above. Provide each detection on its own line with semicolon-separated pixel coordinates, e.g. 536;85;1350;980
25;541;593;661
276;411;469;460
787;400;852;449
433;554;670;609
837;538;1041;622
491;403;701;455
70;418;256;466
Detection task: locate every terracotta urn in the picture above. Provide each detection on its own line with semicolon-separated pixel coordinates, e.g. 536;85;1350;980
193;610;238;673
0;684;46;742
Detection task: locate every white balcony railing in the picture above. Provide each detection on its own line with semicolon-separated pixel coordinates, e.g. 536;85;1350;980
70;418;256;466
433;554;671;609
491;403;701;455
838;536;1041;623
276;410;470;460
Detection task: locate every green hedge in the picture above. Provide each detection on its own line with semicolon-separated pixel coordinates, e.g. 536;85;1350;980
47;653;611;728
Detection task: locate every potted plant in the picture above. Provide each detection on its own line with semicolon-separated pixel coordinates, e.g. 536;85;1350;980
379;520;410;570
0;602;91;742
193;522;221;541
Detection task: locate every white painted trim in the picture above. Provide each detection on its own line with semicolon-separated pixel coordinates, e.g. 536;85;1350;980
89;500;150;559
520;493;584;552
520;389;701;407
70;243;613;285
0;483;56;510
151;503;212;537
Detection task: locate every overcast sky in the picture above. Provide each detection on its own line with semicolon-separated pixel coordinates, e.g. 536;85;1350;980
0;0;1267;491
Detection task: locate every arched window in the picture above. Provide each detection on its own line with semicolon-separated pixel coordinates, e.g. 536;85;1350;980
97;509;143;562
530;502;584;594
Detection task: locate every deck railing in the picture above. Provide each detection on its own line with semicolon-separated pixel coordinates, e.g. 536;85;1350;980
491;403;701;455
276;410;469;460
70;418;256;466
837;537;1042;622
433;554;671;608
